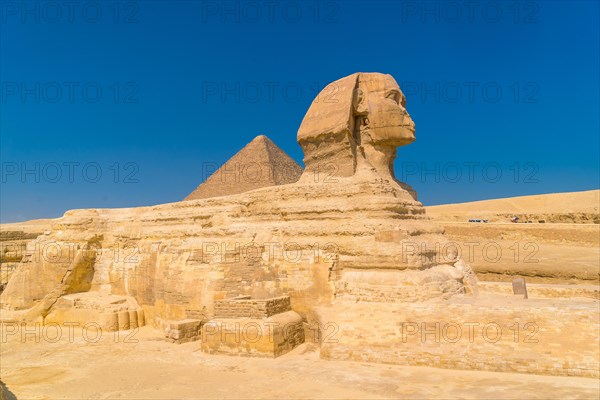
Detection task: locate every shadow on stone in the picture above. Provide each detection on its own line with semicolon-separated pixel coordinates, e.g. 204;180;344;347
0;380;17;400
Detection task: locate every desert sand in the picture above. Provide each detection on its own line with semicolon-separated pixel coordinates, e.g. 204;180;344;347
1;326;599;400
426;189;599;223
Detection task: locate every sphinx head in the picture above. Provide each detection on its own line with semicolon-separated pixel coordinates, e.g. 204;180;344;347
298;73;415;180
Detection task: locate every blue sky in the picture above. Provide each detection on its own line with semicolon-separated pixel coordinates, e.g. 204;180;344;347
1;0;598;222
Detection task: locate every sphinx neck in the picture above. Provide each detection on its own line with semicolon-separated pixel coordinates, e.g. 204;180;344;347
356;143;397;180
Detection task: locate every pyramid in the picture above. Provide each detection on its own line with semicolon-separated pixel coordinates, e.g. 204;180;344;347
185;135;303;200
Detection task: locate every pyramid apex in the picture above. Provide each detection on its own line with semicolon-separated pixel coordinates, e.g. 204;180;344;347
252;134;271;143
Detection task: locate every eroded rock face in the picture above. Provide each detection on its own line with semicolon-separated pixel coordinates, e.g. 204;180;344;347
0;72;474;328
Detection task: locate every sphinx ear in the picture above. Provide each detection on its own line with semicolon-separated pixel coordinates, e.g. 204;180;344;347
352;87;368;116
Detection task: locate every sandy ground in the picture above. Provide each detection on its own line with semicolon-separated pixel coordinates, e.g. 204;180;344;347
426;189;599;221
1;325;599;400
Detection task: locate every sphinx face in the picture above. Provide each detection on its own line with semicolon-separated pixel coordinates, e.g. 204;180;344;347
359;74;415;147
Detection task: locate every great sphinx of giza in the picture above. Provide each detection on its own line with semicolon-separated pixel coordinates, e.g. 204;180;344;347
1;72;475;325
3;74;598;378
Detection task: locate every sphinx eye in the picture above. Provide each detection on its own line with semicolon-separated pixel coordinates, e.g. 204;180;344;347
386;90;400;104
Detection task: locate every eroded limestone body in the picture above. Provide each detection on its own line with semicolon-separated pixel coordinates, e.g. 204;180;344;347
1;73;470;327
1;174;467;325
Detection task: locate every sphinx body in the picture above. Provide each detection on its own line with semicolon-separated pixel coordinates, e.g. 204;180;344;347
1;73;475;326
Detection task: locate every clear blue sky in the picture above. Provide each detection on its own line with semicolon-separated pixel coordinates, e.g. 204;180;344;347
1;0;598;222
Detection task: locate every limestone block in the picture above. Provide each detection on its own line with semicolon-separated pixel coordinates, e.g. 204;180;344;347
137;309;145;327
164;319;203;344
129;310;138;329
201;311;304;358
117;311;130;331
100;312;119;331
214;296;292;319
316;296;600;378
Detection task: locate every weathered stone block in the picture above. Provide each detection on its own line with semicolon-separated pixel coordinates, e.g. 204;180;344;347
214;296;292;319
316;295;599;378
201;311;304;358
164;318;203;344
